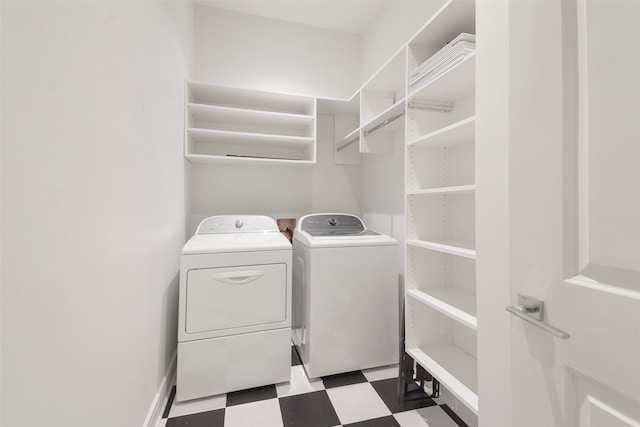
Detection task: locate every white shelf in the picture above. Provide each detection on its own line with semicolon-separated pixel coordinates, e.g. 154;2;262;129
409;0;476;49
317;95;359;115
408;53;475;103
407;184;475;196
342;127;360;143
407;239;476;259
185;153;315;167
188;104;314;133
406;345;478;415
407;288;477;330
186;129;314;163
185;81;317;164
407;116;475;147
188;81;314;115
187;128;314;148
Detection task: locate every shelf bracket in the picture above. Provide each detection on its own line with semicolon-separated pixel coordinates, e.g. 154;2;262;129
416;363;440;398
398;350;440;403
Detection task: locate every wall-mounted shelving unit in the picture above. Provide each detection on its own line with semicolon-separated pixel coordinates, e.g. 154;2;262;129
323;48;407;160
300;1;478;420
185;81;317;165
404;0;477;418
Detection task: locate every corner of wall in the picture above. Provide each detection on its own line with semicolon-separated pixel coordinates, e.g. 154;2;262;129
142;352;177;427
1;1;4;424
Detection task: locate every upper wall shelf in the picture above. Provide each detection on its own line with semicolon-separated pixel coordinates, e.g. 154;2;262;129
408;53;475;103
189;82;314;115
407;0;476;73
185;81;317;165
187;104;314;135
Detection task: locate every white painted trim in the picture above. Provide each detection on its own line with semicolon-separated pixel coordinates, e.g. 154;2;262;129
565;275;640;302
142;352;177;427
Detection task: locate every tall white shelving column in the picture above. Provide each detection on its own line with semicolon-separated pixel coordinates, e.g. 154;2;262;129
403;0;478;423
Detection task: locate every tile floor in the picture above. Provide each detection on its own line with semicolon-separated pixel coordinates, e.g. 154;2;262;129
159;346;467;427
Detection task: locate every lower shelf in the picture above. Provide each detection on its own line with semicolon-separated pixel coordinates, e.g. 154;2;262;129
406;345;478;415
185;153;315;167
407;239;476;259
407;289;477;330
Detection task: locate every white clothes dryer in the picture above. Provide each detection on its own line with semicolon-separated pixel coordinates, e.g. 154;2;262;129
292;213;399;379
177;215;292;402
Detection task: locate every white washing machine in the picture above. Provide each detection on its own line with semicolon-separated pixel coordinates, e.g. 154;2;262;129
292;213;399;378
177;215;292;402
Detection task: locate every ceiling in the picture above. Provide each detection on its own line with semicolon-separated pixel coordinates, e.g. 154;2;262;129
195;0;389;34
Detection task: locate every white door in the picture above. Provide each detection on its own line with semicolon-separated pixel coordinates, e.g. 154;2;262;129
477;0;640;426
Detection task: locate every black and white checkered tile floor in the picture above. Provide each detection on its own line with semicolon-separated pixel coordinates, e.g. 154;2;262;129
160;346;467;427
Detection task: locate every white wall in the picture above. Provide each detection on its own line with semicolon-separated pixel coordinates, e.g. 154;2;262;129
0;2;3;423
0;2;192;426
359;139;405;273
189;5;364;231
311;115;362;215
189;3;442;239
188;114;362;232
194;5;362;99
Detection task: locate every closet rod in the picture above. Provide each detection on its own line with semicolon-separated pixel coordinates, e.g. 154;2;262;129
336;135;359;152
408;100;453;113
363;111;405;137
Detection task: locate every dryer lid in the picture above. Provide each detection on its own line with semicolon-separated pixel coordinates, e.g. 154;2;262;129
182;232;291;255
183;215;291;255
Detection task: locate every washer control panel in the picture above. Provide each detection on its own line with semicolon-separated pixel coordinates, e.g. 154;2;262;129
299;214;379;237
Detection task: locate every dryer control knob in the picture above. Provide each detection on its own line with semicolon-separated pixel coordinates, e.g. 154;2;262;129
328;217;337;226
235;219;243;229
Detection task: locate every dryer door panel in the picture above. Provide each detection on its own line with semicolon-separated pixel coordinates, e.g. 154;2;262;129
185;263;287;334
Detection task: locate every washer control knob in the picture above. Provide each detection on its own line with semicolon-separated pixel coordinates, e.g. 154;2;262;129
235;219;243;229
328;217;337;226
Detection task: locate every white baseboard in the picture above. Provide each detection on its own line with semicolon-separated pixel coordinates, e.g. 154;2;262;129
142;352;177;427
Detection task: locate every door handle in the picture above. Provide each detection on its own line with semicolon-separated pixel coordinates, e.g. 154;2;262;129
506;293;570;339
211;270;266;285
